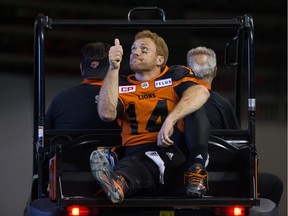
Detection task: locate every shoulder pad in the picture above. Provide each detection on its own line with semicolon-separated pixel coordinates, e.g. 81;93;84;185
168;65;196;81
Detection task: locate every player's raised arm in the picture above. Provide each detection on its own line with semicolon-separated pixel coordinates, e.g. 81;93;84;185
98;38;123;122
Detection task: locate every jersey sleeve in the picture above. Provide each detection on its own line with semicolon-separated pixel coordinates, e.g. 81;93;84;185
169;65;210;97
116;74;130;118
169;65;197;81
116;99;124;119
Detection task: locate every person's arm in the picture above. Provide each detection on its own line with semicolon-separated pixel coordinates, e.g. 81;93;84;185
98;38;123;122
158;84;210;146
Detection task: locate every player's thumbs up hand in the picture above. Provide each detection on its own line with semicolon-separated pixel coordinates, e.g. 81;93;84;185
114;38;120;46
108;38;123;70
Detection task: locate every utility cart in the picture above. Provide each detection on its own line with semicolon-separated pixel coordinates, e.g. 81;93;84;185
25;7;278;216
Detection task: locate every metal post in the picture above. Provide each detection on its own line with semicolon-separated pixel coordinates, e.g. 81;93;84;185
33;13;47;199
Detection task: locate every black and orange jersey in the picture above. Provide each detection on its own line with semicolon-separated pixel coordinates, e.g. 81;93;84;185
117;65;209;147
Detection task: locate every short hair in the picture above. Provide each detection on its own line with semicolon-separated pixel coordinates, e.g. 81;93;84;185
186;46;217;79
80;42;111;79
134;30;169;70
81;42;110;61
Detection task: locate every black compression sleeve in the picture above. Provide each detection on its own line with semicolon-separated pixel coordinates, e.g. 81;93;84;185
174;82;196;97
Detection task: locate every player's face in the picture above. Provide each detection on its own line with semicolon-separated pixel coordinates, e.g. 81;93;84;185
129;37;159;72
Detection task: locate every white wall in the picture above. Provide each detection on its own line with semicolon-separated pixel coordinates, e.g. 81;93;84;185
0;73;33;216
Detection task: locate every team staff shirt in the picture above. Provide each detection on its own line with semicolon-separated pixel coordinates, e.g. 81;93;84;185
117;65;207;147
204;90;240;129
46;80;119;130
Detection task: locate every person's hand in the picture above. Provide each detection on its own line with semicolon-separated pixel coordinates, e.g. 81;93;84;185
157;118;174;147
109;38;123;70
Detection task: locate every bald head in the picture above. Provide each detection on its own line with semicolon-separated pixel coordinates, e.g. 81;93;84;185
187;46;217;80
194;54;209;66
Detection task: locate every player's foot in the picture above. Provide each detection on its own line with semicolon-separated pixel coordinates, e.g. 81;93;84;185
184;163;208;197
90;150;129;203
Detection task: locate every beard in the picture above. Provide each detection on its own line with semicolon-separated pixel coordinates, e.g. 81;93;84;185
130;58;154;73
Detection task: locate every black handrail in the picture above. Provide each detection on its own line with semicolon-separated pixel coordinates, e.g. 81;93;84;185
33;14;47;199
47;18;244;28
245;15;257;199
127;7;166;21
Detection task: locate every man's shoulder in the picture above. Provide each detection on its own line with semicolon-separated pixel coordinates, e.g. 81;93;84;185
53;84;99;99
210;91;229;102
53;85;79;97
209;90;234;109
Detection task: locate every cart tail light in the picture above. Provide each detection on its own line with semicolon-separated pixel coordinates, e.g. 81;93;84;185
215;206;247;216
67;205;91;216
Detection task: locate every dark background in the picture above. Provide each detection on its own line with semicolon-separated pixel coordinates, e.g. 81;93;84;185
1;0;286;120
0;1;286;215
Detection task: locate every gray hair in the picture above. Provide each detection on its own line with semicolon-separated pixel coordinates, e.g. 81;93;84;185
186;46;217;79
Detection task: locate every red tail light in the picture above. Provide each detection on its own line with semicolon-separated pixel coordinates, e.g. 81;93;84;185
67;205;91;216
233;207;245;216
215;206;246;216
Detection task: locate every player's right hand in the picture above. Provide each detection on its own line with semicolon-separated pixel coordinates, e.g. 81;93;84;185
108;38;123;70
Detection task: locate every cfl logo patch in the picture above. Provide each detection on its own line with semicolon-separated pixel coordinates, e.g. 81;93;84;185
119;85;136;93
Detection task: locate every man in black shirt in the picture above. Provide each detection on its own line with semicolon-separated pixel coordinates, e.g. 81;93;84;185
187;46;239;129
46;42;119;130
186;46;283;207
